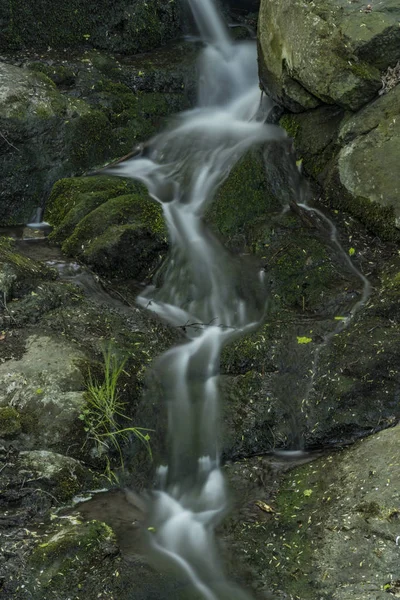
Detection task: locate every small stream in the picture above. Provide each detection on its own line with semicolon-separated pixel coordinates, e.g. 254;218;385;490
104;1;286;597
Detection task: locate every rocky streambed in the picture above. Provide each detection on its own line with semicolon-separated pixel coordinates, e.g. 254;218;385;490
1;0;400;599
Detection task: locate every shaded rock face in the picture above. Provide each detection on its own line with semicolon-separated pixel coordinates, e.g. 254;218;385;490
279;85;400;239
258;0;399;111
0;43;196;225
0;0;182;54
335;86;400;229
224;0;260;12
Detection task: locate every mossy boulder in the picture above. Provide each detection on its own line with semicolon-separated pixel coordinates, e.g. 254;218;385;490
0;62;118;225
1;0;182;54
258;0;399;111
46;175;168;280
329;85;400;237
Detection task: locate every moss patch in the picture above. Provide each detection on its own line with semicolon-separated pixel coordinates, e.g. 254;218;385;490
0;406;21;438
207;149;281;244
29;519;118;594
45;176;140;230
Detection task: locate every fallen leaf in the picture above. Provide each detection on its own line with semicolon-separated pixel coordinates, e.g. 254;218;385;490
255;500;274;513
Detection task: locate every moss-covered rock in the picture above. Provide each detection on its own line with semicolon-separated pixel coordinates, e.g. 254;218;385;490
258;0;398;111
278;84;400;240
0;62;118;225
1;50;192;226
330;85;400;236
46;176;168;280
1;0;182;54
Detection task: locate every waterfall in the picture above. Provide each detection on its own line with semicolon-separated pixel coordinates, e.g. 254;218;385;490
107;1;286;597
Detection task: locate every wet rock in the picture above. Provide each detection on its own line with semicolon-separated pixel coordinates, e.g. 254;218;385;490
0;334;86;453
331;85;400;232
18;450;95;502
0;62;117;225
258;0;399;111
206;140;400;454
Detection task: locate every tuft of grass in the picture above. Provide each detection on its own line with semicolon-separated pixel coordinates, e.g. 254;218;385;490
79;346;152;480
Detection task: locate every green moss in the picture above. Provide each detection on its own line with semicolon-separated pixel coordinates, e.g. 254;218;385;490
207;149;281;242
111;91;189;153
30;519;116;586
279;114;300;139
0;406;21;438
67;110;116;170
61;192;165;255
49;187;168;279
45;176;140;230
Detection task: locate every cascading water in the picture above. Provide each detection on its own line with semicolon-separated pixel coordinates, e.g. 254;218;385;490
106;1;285;597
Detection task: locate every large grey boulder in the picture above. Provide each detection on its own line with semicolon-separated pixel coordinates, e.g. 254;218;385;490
258;0;399;111
334;84;400;228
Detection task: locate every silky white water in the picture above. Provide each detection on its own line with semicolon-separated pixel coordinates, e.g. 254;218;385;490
107;1;285;597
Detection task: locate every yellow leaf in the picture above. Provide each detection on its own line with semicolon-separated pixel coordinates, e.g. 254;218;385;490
297;336;312;344
303;489;313;497
255;500;274;513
